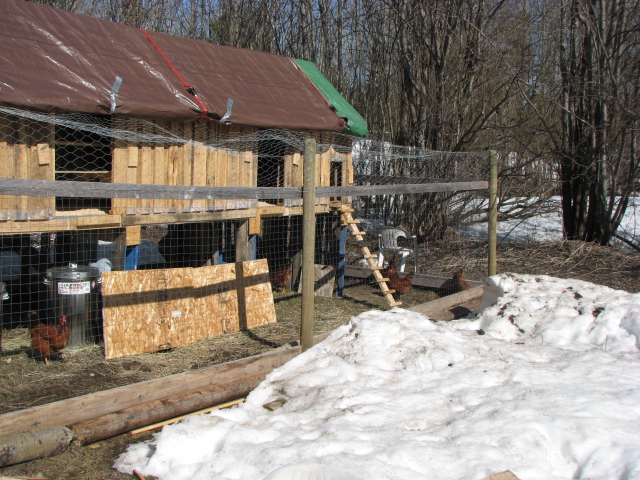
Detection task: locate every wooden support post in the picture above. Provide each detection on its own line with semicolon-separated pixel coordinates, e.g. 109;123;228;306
301;138;316;352
112;229;126;271
488;150;498;277
336;224;347;298
235;219;249;263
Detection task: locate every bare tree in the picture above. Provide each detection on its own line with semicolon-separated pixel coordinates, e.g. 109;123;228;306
545;0;640;245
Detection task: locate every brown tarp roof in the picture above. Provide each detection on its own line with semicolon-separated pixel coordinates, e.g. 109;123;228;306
0;0;346;132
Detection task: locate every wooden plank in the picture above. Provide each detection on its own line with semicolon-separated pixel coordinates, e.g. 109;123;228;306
0;209;255;234
0;218;75;234
316;181;489;197
125;225;142;246
249;210;261;235
119;208;256;226
130;397;245;434
75;215;121;229
408;286;484;318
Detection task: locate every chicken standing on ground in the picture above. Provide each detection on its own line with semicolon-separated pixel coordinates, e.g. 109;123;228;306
30;311;70;364
383;263;413;296
270;264;292;292
452;268;471;292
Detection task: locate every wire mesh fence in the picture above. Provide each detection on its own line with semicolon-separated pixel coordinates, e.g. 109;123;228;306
0;106;491;414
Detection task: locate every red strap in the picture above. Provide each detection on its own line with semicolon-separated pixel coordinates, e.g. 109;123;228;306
142;29;208;120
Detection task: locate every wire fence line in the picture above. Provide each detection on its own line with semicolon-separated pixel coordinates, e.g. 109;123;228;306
0;106;492;415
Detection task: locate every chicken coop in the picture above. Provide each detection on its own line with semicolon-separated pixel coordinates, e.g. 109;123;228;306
0;0;368;359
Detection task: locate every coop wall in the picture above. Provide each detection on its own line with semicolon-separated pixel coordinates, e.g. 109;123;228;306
0;115;355;224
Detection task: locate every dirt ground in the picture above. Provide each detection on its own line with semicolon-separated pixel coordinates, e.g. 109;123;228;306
1;239;640;480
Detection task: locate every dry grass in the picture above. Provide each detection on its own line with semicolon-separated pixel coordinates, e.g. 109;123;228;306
0;278;438;417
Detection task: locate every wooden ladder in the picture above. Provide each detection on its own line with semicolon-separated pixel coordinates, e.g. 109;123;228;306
339;206;399;307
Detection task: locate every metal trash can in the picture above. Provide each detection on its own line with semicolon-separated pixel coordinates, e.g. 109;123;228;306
0;281;8;324
44;265;101;348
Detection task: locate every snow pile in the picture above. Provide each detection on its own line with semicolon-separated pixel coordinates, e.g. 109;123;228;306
115;274;640;480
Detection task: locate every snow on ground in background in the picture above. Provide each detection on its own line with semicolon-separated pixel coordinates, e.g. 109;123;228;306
458;195;640;246
115;273;640;480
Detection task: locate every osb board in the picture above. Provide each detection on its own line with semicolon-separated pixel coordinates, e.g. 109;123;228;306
102;259;276;359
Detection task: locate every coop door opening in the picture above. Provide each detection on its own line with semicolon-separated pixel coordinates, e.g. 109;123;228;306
257;137;285;205
330;160;343;201
54;115;112;212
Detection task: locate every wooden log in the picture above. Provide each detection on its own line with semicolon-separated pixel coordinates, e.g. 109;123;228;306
0;333;329;440
69;372;264;446
0;427;73;467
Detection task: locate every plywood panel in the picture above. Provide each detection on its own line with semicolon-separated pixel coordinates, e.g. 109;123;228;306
102;259;276;359
239;259;276;329
102;267;194;358
192;264;239;334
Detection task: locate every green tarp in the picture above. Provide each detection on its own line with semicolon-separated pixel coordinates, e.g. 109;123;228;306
294;59;368;137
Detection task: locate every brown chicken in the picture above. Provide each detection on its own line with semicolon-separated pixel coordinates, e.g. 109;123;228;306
383;264;413;296
452;269;471;292
270;264;292;292
30;312;70;363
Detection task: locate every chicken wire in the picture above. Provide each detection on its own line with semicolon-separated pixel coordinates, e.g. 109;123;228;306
0;106;490;407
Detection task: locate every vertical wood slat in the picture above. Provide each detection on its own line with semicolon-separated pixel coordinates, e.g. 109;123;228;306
28;122;55;217
206;122;219;211
154;121;169;214
127;145;139;214
139;121;155;214
0;115;17;219
214;124;229;211
315;145;332;206
192;121;208;212
139;146;153;214
166;122;180;213
227;126;241;211
111;119;130;215
16;119;30;216
182;121;194;212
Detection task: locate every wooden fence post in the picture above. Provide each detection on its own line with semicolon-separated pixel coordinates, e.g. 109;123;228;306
488;150;498;276
301;138;316;352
